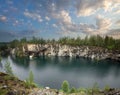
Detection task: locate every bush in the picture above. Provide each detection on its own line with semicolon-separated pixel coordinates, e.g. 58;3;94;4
104;85;110;91
4;61;14;76
92;83;99;93
24;71;37;88
61;80;69;93
70;87;76;93
78;88;87;94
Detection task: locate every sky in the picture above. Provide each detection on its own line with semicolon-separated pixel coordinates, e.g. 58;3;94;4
0;0;120;42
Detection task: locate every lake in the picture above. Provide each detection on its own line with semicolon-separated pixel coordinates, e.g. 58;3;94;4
0;56;120;89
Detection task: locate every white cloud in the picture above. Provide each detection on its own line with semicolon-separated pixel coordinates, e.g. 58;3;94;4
114;10;120;14
76;0;120;16
45;16;50;21
80;15;112;35
53;10;72;24
59;14;112;35
24;11;43;22
96;15;111;30
0;16;7;22
52;24;57;28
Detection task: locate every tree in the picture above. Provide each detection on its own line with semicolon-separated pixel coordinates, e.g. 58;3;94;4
10;39;20;48
24;70;37;88
61;80;70;93
29;70;34;84
20;37;27;43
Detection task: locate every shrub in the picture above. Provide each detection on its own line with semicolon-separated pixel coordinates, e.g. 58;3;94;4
4;61;14;76
92;82;99;93
24;71;37;88
70;87;76;93
78;88;87;94
104;85;110;91
61;80;69;93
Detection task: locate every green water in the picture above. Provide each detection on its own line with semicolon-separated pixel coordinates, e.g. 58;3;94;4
0;56;120;89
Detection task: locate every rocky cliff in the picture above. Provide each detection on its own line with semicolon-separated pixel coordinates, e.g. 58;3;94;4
11;44;120;61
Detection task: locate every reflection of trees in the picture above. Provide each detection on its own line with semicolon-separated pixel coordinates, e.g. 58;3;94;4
0;62;3;69
10;55;120;79
10;56;30;68
36;57;120;78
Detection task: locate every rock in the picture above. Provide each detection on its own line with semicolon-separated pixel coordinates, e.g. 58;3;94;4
45;87;50;89
29;88;58;95
11;44;120;61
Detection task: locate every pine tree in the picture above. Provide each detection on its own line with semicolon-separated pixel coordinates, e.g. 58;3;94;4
61;80;69;93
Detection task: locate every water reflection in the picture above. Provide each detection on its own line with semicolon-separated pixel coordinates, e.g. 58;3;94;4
1;56;120;89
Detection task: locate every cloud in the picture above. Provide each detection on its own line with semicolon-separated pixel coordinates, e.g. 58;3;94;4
114;10;120;14
115;20;120;25
6;0;13;5
0;16;7;22
76;0;120;16
0;31;15;42
107;29;120;39
80;15;112;35
52;10;72;24
52;24;57;28
51;10;95;35
45;16;50;21
0;29;40;42
24;10;43;22
55;13;112;35
96;15;111;30
53;0;71;10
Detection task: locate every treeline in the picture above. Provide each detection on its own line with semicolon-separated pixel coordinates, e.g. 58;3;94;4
8;35;120;50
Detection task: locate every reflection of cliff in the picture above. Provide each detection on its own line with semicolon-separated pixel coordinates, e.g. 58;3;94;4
11;55;120;78
10;55;30;68
11;44;120;61
0;61;3;69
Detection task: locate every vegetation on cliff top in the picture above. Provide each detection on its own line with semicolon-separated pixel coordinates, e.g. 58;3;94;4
0;35;120;51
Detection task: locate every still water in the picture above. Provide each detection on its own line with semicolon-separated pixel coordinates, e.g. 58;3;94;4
0;56;120;89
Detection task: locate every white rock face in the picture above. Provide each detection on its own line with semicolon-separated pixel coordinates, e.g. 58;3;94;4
12;43;115;60
27;44;39;52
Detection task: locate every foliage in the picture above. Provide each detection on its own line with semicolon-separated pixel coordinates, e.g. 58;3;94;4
6;35;120;51
10;39;20;48
86;88;93;95
78;88;87;94
0;89;7;95
24;70;37;88
104;85;110;91
4;61;14;76
61;80;70;93
92;82;100;93
70;87;76;93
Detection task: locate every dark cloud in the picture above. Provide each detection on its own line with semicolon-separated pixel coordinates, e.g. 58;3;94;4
0;31;15;42
15;30;39;38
